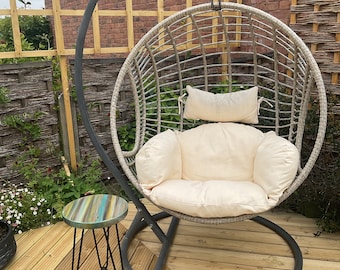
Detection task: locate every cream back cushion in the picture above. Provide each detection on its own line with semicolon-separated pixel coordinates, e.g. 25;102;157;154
183;85;259;123
254;131;300;203
176;123;264;181
135;129;181;190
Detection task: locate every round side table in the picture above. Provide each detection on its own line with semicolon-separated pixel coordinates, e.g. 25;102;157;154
62;194;128;270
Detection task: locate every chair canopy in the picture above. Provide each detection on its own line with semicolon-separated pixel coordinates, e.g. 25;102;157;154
110;2;327;224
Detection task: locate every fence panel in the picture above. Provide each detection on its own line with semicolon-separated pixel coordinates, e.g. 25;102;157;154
290;0;340;97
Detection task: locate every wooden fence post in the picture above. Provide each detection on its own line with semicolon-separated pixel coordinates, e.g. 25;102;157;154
9;0;22;57
52;0;78;171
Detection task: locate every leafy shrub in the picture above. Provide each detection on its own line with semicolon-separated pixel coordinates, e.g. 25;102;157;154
0;15;52;50
0;181;56;234
13;150;105;220
0;33;45;64
282;94;340;232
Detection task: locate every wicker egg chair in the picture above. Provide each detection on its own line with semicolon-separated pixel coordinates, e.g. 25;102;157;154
75;1;327;269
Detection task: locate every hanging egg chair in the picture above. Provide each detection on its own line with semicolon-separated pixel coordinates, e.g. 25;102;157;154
75;1;327;269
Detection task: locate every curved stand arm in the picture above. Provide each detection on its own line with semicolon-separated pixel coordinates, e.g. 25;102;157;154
74;0;127;191
74;1;179;269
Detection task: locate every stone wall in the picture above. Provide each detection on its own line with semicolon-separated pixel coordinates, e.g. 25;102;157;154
0;61;60;183
69;58;127;179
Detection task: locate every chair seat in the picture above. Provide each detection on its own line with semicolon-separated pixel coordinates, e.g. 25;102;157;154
146;179;275;218
136;122;300;218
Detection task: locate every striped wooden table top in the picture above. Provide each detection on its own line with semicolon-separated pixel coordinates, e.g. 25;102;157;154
62;194;128;229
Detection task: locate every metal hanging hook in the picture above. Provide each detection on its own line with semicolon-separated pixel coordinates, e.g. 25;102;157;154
211;0;222;10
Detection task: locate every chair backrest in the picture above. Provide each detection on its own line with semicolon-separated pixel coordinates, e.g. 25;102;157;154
110;3;327;210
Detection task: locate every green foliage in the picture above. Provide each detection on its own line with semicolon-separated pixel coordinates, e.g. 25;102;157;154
0;15;52;50
51;57;62;93
0;87;11;105
0;33;45;64
13;150;105;220
0;181;57;234
1;111;45;142
0;15;53;64
118;123;136;151
283;94;340;233
1;151;105;234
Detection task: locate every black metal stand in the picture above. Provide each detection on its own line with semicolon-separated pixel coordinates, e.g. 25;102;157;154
252;216;303;270
71;225;123;270
121;212;179;270
119;213;302;270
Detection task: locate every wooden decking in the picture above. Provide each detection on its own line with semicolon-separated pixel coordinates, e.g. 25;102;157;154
5;200;340;270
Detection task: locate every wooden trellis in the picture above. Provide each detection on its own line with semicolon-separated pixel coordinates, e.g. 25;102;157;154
0;0;242;170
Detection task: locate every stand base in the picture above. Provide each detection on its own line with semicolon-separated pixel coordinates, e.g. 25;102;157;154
121;214;303;270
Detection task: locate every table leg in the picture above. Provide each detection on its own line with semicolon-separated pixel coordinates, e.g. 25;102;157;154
115;224;123;269
93;227;118;270
72;228;85;270
103;227;117;270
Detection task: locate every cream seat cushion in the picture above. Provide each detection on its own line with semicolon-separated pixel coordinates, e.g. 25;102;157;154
135;123;299;218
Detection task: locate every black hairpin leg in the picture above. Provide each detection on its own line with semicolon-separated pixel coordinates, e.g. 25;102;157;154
71;228;85;270
71;225;123;270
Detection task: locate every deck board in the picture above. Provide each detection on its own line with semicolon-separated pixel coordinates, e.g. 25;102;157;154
4;199;340;270
120;200;340;270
